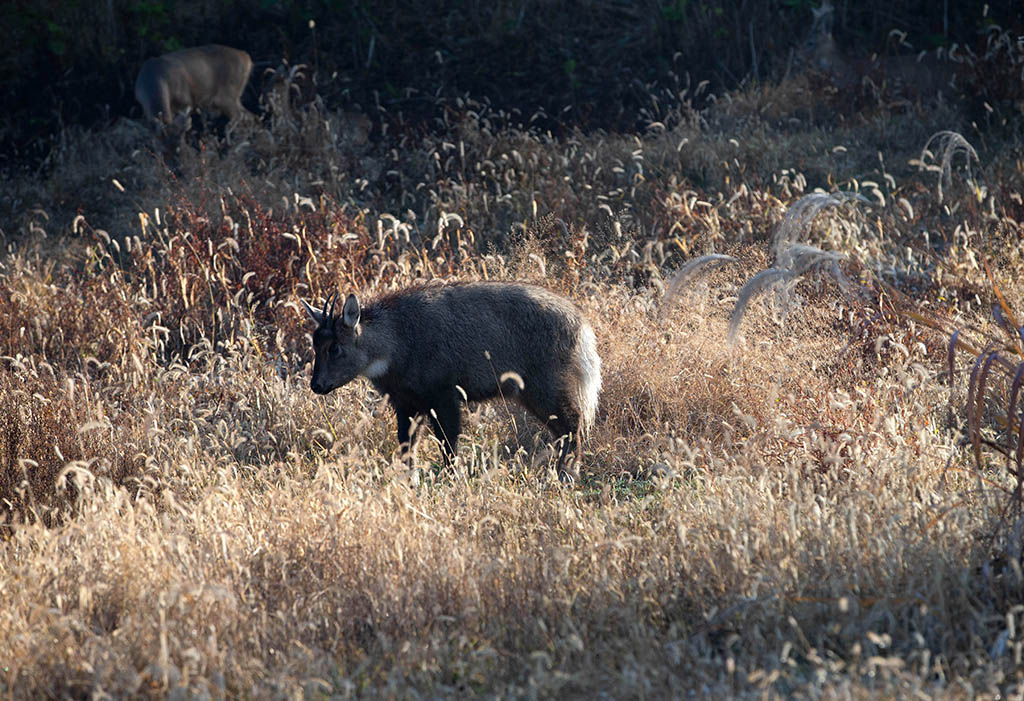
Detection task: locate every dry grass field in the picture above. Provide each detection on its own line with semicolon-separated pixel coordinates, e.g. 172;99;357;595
2;41;1024;697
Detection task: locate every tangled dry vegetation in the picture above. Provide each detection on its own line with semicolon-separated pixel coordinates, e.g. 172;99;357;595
2;52;1024;697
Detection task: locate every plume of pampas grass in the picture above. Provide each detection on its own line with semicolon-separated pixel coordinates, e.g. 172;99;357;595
781;243;852;292
772;192;868;257
729;244;855;344
728;268;797;343
660;253;738;319
919;131;979;204
729;189;865;344
769;244;853;323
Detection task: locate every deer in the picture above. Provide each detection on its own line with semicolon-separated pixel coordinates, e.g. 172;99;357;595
805;0;965;104
135;44;254;143
302;282;602;478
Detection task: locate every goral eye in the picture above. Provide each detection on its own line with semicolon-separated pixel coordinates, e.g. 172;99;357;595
330;342;345;358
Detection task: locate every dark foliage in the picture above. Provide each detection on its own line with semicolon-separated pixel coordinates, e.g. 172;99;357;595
2;0;1020;172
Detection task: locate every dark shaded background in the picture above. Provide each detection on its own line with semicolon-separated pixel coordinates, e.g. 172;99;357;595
1;0;1020;170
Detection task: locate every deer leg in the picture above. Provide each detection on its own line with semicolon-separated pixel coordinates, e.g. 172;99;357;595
392;401;419;463
427;394;462;466
395;408;413;461
525;396;582;481
549;417;581;482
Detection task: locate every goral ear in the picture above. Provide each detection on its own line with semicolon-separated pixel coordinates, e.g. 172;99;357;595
301;298;324;326
342;294;361;329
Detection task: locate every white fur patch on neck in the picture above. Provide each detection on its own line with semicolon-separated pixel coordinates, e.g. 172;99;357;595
362;358;389;379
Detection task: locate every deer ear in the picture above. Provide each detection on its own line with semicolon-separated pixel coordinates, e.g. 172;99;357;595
301;298;324;325
342;294;360;328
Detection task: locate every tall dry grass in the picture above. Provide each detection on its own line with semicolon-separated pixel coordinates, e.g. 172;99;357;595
1;48;1024;697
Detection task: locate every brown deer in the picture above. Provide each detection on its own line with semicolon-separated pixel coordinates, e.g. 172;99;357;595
135;45;253;139
302;282;602;477
806;1;966;104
